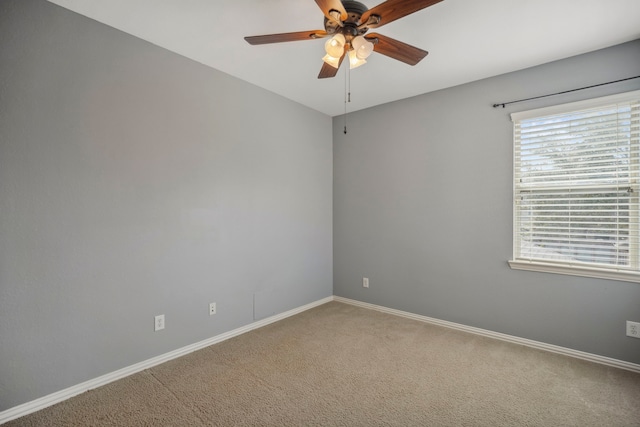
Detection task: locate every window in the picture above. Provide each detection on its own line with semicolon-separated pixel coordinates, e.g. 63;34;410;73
509;90;640;282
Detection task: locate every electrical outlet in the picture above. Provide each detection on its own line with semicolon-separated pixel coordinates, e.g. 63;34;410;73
209;302;217;316
627;321;640;338
154;314;165;331
363;277;369;288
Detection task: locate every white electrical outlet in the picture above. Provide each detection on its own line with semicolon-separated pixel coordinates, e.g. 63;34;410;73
363;277;369;288
627;321;640;338
154;314;165;331
209;302;217;316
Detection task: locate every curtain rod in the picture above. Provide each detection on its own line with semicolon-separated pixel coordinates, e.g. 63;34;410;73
492;75;640;108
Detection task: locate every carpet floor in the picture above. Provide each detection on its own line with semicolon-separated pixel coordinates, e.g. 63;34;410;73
5;301;640;426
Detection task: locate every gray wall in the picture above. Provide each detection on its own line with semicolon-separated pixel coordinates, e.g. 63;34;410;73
1;0;638;415
0;0;332;411
334;40;640;364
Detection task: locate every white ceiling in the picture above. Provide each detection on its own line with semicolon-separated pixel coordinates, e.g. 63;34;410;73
47;0;640;117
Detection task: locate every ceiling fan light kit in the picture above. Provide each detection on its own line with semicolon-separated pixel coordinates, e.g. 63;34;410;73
244;0;443;79
323;34;371;69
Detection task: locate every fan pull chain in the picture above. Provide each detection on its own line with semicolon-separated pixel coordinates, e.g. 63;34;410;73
343;63;348;134
343;62;351;134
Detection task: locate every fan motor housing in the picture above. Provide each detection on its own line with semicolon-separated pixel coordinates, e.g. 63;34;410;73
324;0;369;38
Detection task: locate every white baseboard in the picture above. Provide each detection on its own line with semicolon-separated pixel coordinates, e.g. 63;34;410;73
0;296;333;425
333;296;640;374
4;294;638;424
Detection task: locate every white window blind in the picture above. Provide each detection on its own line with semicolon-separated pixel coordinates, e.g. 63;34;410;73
510;90;640;282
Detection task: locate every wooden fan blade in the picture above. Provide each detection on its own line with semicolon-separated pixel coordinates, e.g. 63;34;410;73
361;0;443;29
366;33;428;65
245;30;327;45
318;50;346;79
315;0;348;21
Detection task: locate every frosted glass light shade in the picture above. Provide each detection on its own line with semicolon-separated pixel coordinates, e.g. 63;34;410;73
351;36;373;59
348;50;366;69
324;34;346;58
322;54;341;68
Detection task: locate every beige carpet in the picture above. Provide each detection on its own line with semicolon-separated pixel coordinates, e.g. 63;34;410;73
6;301;640;426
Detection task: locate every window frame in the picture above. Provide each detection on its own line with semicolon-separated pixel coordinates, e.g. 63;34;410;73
508;90;640;283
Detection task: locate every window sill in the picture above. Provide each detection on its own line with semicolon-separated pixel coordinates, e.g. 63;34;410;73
508;260;640;283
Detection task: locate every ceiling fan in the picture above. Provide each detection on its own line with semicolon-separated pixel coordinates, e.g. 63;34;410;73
244;0;443;79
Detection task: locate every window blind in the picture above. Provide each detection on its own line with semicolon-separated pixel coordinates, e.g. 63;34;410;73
511;90;640;279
